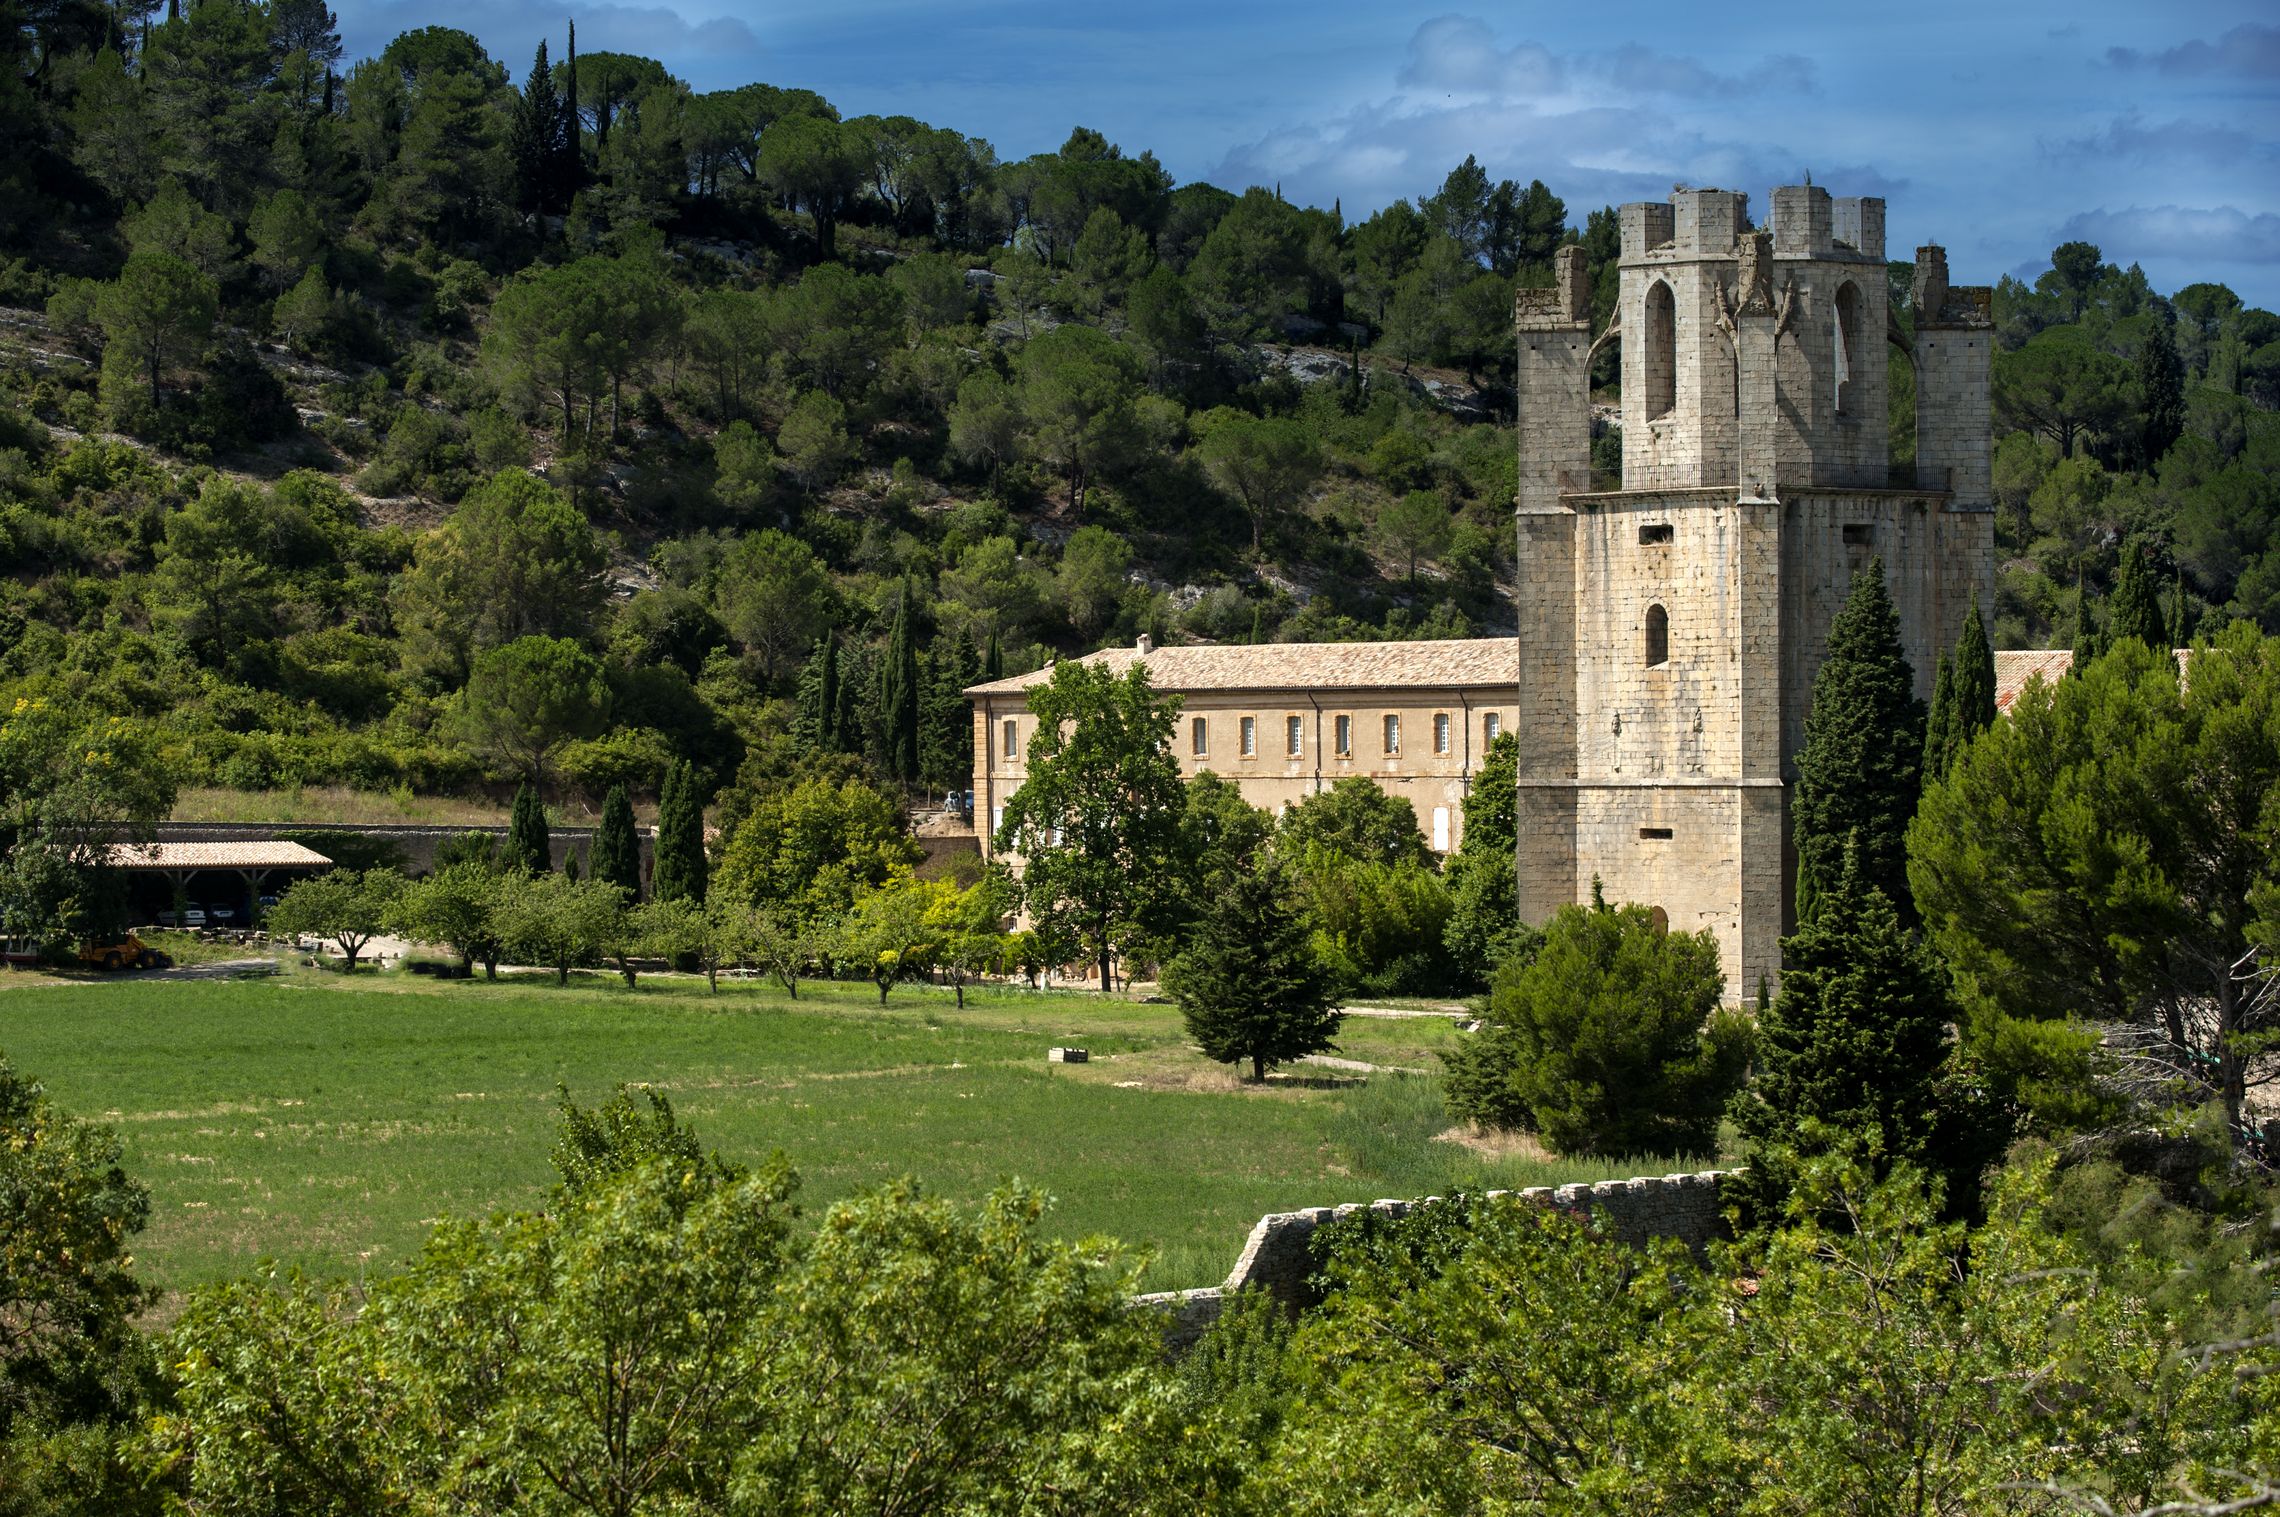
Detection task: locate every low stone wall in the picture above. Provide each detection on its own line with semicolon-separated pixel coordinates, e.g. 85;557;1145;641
1135;1169;1734;1350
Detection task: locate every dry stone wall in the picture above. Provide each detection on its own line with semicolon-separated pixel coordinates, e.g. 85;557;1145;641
1137;1169;1735;1349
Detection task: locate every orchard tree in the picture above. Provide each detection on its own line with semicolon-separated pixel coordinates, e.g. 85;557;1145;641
1164;854;1339;1082
839;874;936;1003
495;870;625;985
994;661;1187;992
268;869;407;974
387;861;504;978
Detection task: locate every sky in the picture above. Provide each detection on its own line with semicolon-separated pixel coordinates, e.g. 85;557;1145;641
339;0;2280;306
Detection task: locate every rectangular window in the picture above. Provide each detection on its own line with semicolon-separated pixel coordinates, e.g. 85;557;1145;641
1003;719;1018;759
1431;806;1451;852
1335;715;1352;756
1842;523;1873;546
1240;716;1257;757
1286;715;1303;757
992;805;1005;834
1384;715;1401;755
1433;713;1451;755
1640;826;1674;840
1191;717;1207;756
1639;523;1674;545
1483;711;1502;744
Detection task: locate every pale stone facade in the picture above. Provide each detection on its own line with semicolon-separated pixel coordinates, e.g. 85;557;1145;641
967;639;1521;861
1517;186;1996;995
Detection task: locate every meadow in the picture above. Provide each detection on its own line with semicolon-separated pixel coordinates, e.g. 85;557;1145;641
0;964;1718;1302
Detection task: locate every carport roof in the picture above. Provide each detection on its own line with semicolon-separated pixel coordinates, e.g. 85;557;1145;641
100;842;333;870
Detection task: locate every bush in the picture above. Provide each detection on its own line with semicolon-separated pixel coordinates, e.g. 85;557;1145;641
1443;892;1752;1156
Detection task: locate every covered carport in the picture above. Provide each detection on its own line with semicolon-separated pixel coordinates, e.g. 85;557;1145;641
101;841;333;927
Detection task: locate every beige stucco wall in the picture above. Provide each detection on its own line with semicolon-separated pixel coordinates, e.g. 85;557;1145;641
972;687;1518;863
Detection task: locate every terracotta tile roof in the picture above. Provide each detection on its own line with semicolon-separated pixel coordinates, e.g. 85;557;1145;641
1993;649;2072;713
101;841;334;870
966;638;1522;697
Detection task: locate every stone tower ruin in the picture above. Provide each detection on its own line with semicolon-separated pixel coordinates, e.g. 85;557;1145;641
1512;184;1995;995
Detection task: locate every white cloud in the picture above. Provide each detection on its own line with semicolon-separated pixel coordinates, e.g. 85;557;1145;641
2054;205;2280;265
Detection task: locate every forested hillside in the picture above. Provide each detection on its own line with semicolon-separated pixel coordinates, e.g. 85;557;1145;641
0;2;2272;808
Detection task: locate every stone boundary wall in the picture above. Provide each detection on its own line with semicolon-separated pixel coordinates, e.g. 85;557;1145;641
1135;1169;1734;1350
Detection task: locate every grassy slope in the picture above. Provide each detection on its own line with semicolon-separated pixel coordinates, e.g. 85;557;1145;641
0;967;1717;1299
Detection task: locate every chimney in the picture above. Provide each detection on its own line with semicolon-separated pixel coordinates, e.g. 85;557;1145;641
1135;634;1154;655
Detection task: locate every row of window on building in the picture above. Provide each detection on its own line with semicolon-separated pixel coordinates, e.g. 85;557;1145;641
997;710;1505;764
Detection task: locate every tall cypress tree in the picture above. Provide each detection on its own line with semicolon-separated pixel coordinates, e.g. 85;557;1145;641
919;632;980;791
507;783;550;874
2139;318;2186;466
878;581;920;785
592;783;640;897
795;636;841;752
1792;561;1924;921
650;760;707;904
1729;850;1957;1223
1922;651;1956;788
2069;570;2104;676
1951;596;1996;741
2168;568;2191;651
511;41;559;214
557;20;581;206
2109;539;2165;649
982;628;1003;681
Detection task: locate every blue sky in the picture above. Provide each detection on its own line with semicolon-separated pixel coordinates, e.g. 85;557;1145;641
340;1;2280;306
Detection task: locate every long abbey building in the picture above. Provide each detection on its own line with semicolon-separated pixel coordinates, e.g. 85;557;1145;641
1513;184;1995;993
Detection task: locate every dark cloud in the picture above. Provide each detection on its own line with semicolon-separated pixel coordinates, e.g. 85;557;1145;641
2054;205;2280;265
2042;113;2272;168
2105;23;2280;80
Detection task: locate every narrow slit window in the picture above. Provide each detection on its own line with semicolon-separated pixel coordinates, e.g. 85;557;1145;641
1640;826;1674;840
1003;719;1018;758
1384;715;1401;755
1639;523;1674;545
1190;717;1207;756
1483;711;1502;743
1286;715;1303;757
1433;713;1450;755
1335;715;1352;756
1645;604;1670;667
1240;716;1257;757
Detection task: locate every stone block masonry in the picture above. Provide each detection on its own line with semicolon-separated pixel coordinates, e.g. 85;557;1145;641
1136;1169;1734;1349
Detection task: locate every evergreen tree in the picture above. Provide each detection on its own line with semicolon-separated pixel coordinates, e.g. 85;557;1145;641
1922;651;1956;790
982;628;1003;681
557;20;581;206
507;782;551;874
795;636;842;752
1729;851;1958;1223
592;783;640;897
2069;571;2104;675
2109;540;2165;650
1791;562;1924;920
877;580;920;785
2168;568;2190;651
1951;595;1996;743
650;760;708;904
511;41;561;215
1162;856;1341;1082
1442;731;1526;981
919;632;979;791
2138;317;2185;465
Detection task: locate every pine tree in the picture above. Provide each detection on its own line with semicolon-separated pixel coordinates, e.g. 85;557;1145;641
507;783;550;874
877;580;920;785
1791;561;1924;921
1922;651;1956;788
2109;540;2165;650
511;41;560;215
1163;857;1341;1082
650;760;708;904
1729;850;1956;1222
592;783;640;897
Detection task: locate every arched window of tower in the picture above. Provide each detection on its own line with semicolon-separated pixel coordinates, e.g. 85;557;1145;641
1834;281;1862;415
1643;280;1677;420
1645;603;1670;667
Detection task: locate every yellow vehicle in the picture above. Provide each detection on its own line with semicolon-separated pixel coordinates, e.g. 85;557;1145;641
78;934;170;972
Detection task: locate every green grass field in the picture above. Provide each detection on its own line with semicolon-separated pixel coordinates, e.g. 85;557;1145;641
0;965;1719;1301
